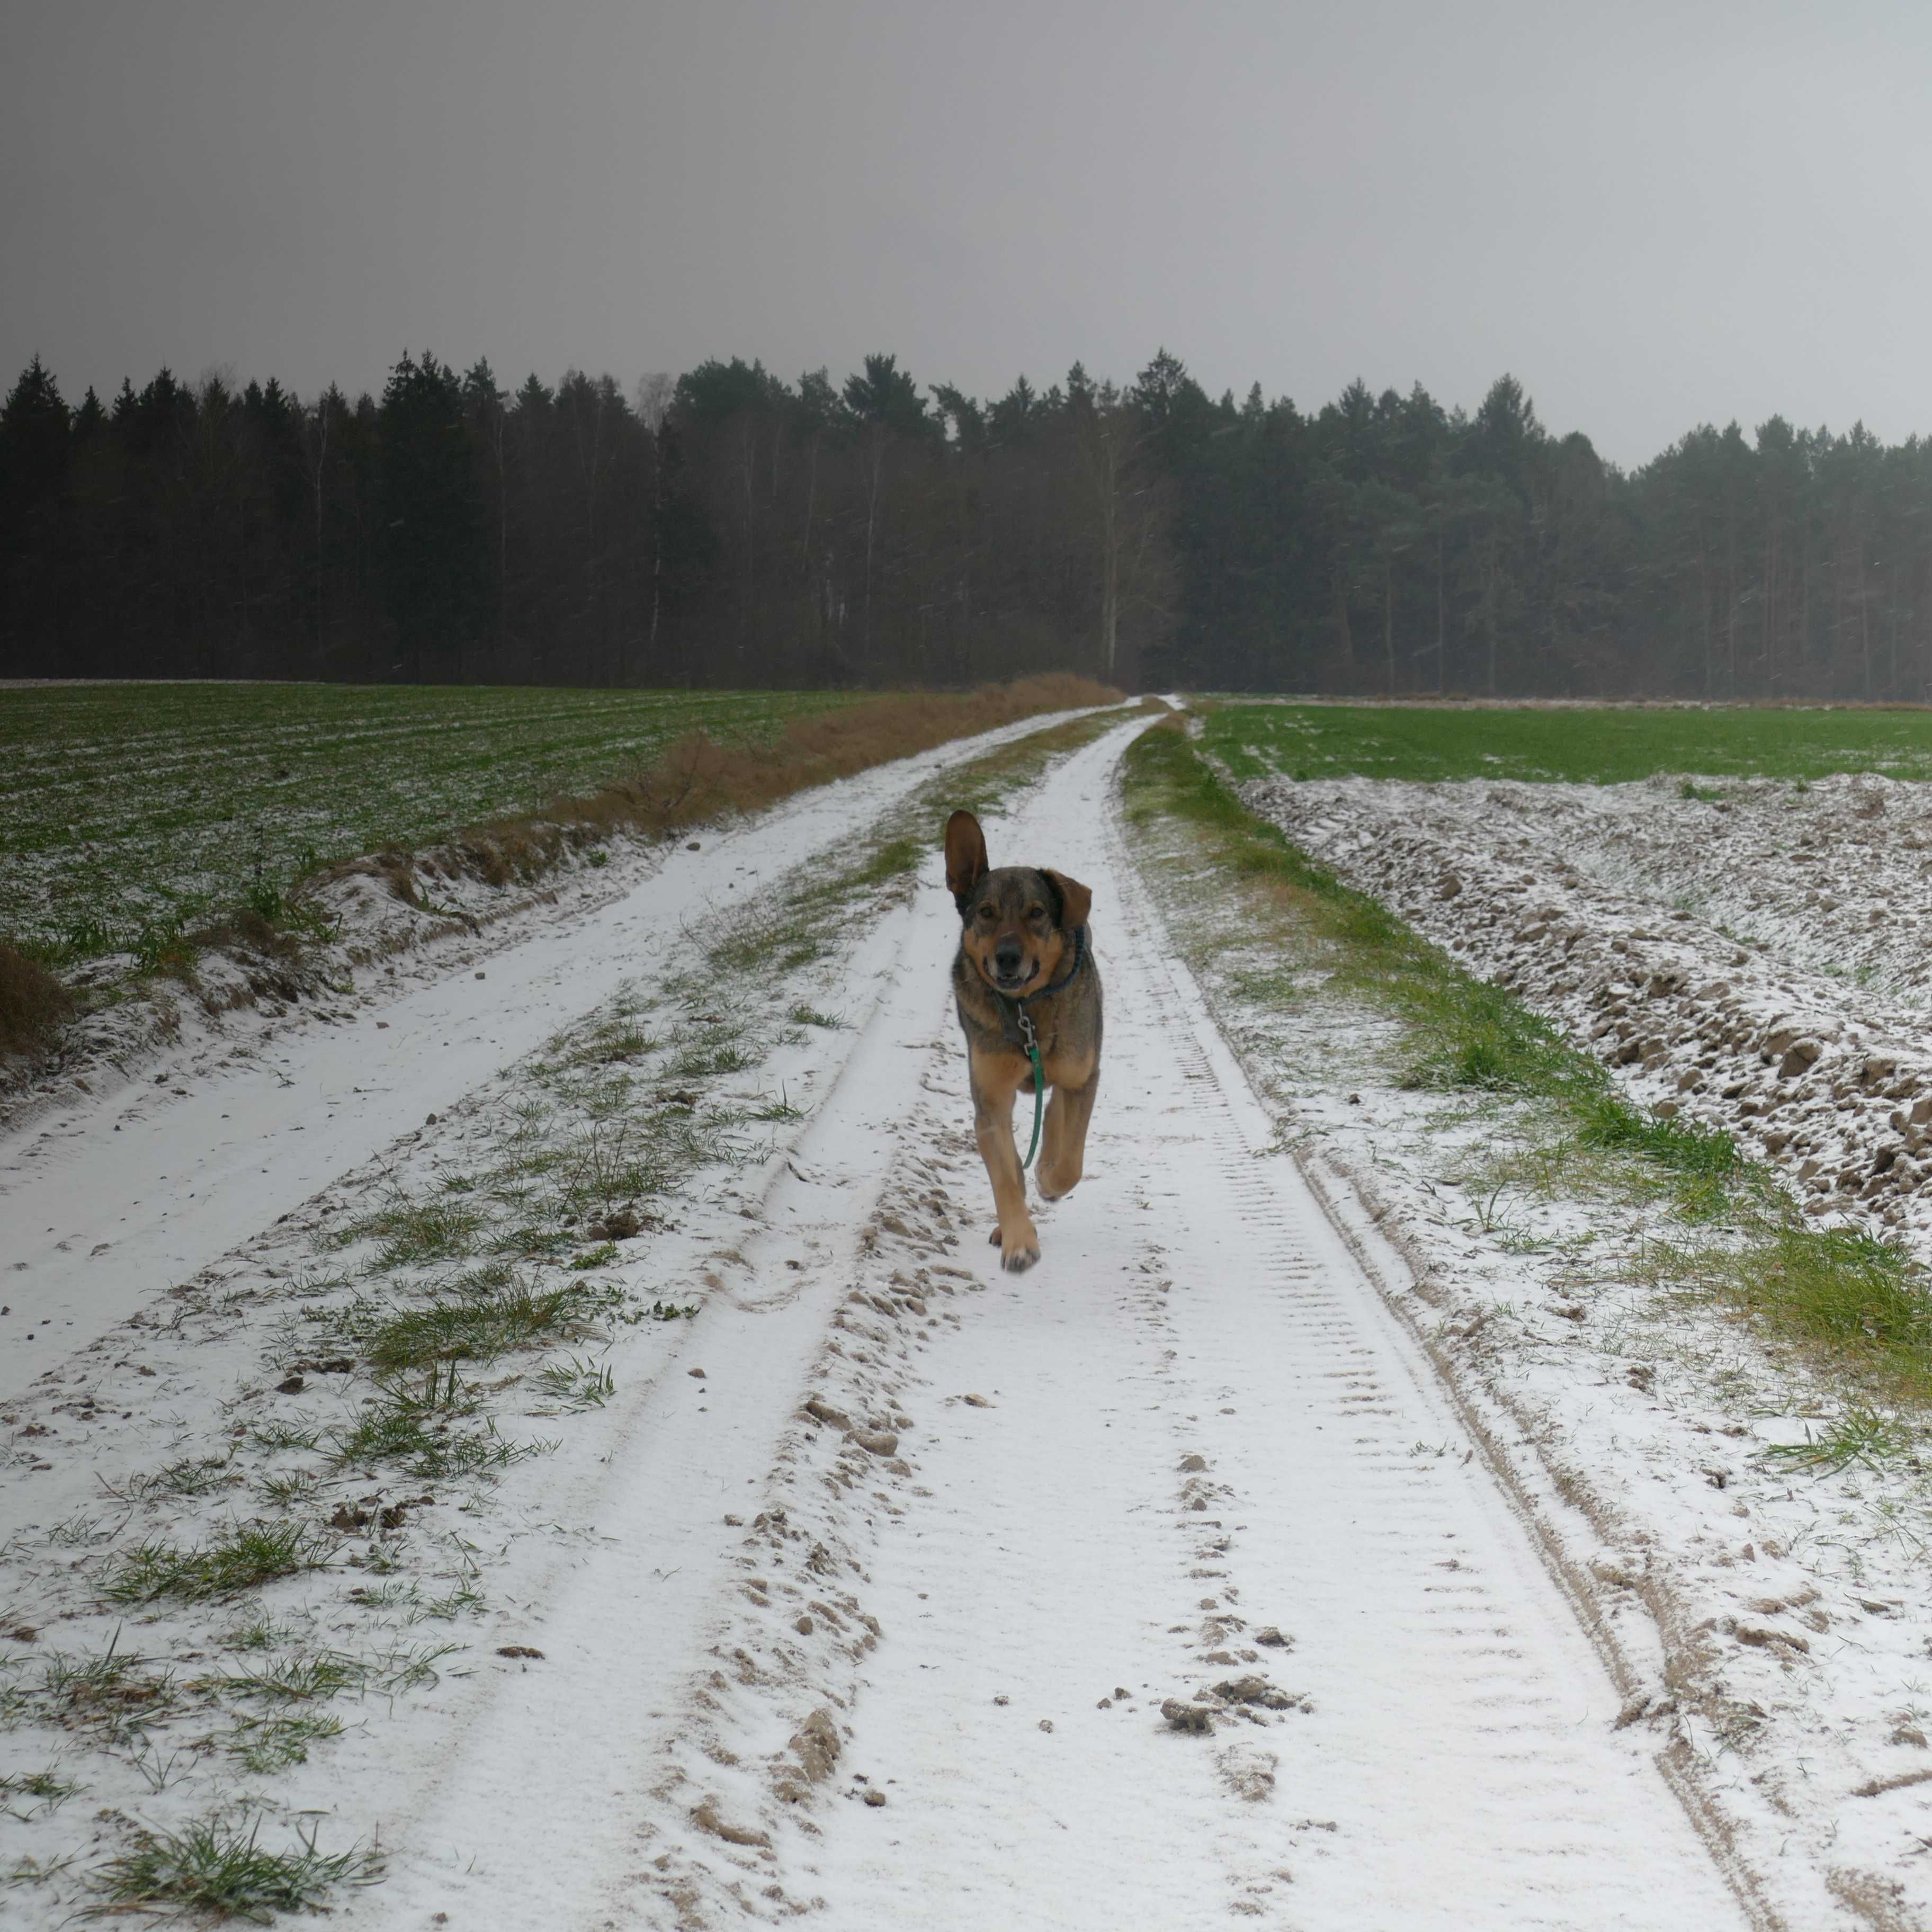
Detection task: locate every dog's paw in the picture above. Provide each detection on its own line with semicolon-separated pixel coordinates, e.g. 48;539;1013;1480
988;1225;1002;1247
1036;1158;1084;1202
1000;1234;1041;1273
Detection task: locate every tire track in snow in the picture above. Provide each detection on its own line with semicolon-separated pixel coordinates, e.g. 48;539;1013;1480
317;721;1153;1930
789;732;1754;1928
335;885;969;1929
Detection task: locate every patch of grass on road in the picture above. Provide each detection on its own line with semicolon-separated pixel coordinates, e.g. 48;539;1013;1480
92;1816;378;1920
327;1384;540;1481
361;1278;607;1370
39;1638;180;1742
99;1523;332;1606
0;1767;82;1819
225;1711;345;1773
1203;701;1932;786
355;1199;486;1270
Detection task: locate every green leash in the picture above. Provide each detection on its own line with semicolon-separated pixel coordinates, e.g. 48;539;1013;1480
997;924;1087;1174
1017;1010;1045;1170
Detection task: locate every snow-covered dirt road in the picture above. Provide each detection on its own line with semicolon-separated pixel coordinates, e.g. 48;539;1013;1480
779;749;1751;1931
3;716;1759;1927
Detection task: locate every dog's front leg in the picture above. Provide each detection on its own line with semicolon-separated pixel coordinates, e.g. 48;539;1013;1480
970;1050;1039;1272
1036;1070;1099;1202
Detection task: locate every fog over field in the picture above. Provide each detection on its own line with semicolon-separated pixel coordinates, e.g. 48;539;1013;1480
6;1;1929;466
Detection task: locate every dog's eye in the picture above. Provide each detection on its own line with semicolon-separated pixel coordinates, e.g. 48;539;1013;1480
1025;905;1045;922
976;905;995;921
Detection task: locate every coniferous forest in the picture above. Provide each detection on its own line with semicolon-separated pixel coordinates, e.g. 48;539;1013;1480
4;345;1931;698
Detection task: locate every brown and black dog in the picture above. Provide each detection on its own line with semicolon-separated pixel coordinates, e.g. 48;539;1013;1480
944;809;1102;1272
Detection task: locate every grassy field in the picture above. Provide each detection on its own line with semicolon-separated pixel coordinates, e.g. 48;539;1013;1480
1205;702;1932;786
1;684;863;961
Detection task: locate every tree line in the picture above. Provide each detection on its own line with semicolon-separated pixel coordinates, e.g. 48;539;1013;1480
4;344;1930;697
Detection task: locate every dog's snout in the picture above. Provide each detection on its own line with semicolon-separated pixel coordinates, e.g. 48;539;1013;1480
994;938;1024;975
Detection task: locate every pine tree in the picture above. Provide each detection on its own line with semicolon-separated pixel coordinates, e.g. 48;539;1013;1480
375;351;486;681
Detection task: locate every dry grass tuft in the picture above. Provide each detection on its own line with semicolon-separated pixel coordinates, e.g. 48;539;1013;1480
0;941;73;1060
375;853;424;901
353;674;1120;900
528;673;1118;847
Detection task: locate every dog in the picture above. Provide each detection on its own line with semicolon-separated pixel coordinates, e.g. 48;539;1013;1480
943;809;1102;1272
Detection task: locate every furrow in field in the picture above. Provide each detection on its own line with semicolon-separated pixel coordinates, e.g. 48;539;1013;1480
0;686;860;953
1242;770;1932;1255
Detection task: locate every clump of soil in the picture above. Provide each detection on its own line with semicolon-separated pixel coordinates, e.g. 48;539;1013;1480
691;1796;770;1848
586;1207;646;1240
1161;1698;1215;1732
1213;1675;1300;1711
1217;1743;1279;1802
789;1707;843;1782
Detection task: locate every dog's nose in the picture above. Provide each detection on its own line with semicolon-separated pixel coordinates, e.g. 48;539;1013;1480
994;941;1024;976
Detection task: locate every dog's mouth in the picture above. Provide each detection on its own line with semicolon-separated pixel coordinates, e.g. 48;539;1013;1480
987;958;1039;995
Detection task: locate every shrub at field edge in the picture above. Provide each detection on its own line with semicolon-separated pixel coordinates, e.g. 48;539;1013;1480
0;941;73;1062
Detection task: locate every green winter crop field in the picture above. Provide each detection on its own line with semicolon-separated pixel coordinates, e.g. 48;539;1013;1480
1;683;862;961
1204;702;1932;788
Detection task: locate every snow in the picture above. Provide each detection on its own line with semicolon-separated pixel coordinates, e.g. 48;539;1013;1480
0;704;1083;1412
794;759;1745;1929
1240;767;1932;1249
0;709;1824;1926
354;726;1747;1928
1213;766;1932;1927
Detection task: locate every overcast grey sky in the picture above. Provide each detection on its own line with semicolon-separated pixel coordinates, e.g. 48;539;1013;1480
5;0;1927;467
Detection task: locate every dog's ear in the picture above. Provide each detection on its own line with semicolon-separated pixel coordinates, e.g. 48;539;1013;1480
944;810;989;910
1042;869;1092;932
